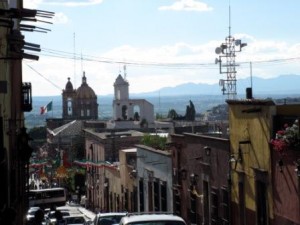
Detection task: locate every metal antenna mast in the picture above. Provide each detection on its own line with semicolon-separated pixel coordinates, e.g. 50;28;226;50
215;3;247;99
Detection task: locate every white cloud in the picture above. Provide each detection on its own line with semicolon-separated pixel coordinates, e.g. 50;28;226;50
52;12;69;24
159;0;213;12
24;0;43;9
23;34;300;96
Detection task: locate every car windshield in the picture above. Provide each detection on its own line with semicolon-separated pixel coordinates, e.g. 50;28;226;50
98;216;125;225
65;217;85;224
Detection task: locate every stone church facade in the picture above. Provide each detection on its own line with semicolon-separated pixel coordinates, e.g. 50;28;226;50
112;73;155;128
62;72;98;120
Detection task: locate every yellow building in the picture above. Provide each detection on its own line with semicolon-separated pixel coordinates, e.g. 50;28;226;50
227;99;300;225
227;99;276;225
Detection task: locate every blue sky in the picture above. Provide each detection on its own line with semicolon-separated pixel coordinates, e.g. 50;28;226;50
22;0;300;96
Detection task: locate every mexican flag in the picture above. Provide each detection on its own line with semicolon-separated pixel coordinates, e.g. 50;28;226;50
40;101;52;115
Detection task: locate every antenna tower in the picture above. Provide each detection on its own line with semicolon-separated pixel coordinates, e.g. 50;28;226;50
215;4;247;99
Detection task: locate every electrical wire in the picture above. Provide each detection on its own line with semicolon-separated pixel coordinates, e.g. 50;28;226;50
24;47;300;93
31;47;300;70
26;64;63;91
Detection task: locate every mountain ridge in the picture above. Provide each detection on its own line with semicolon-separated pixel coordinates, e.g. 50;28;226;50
134;74;300;97
33;74;300;98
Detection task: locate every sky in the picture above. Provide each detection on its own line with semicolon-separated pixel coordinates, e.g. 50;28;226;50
21;0;300;96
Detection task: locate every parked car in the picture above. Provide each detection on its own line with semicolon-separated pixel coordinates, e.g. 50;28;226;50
119;213;186;225
45;210;70;225
93;212;127;225
64;215;87;225
26;207;41;224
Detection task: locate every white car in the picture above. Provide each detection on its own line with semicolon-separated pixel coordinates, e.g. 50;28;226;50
26;207;41;223
93;212;127;225
45;210;70;225
119;213;186;225
64;215;87;225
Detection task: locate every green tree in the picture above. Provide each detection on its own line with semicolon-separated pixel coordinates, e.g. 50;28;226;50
185;100;196;121
167;109;179;120
141;134;168;150
28;126;46;141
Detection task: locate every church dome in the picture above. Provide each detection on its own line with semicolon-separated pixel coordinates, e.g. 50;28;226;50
76;72;96;99
65;77;73;91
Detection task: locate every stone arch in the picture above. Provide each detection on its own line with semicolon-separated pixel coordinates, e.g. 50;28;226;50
122;105;128;120
67;98;73;116
133;105;141;121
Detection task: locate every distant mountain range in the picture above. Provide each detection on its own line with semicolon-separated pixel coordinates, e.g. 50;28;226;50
27;75;300;129
133;74;300;97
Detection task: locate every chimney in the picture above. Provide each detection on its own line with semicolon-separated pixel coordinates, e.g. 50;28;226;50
246;87;252;99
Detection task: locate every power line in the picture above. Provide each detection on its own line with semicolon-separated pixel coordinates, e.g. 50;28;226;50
34;47;300;70
26;64;63;91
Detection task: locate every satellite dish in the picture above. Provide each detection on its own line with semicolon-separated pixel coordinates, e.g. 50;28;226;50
215;47;222;54
215;58;219;64
235;39;241;46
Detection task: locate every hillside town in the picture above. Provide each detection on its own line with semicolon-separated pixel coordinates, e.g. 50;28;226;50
1;1;300;225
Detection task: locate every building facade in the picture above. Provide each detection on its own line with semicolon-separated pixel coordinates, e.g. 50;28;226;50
227;99;300;225
136;144;173;213
112;73;155;129
170;133;230;225
62;72;98;120
1;1;53;224
83;129;144;211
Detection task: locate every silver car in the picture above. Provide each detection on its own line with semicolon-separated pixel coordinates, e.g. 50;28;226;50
119;213;186;225
93;212;127;225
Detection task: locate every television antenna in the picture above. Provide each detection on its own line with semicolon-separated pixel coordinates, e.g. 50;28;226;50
214;4;247;99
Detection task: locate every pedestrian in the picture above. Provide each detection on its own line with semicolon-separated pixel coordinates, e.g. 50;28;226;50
33;209;44;225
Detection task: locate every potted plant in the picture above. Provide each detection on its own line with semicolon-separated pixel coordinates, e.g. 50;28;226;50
270;119;299;154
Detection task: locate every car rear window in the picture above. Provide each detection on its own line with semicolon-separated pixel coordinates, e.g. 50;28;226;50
98;216;125;225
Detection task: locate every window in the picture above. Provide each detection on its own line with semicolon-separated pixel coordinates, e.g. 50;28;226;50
161;182;167;211
203;181;209;225
148;180;153;211
210;188;218;225
67;99;72;115
220;188;229;225
190;192;197;224
154;180;160;211
122;105;128;120
238;181;245;225
256;180;268;225
139;179;144;212
117;90;120;100
124;190;128;211
174;189;181;215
